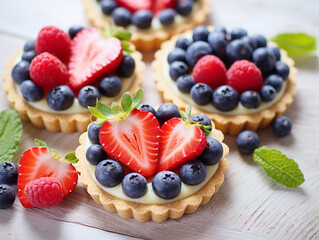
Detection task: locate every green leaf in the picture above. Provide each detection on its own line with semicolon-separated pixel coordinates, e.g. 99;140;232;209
64;152;78;164
178;108;187;121
97;101;113;118
34;138;47;147
113;31;132;41
253;146;305;188
88;106;108;120
131;89;144;110
121;92;133;112
271;33;317;56
111;102;121;115
0;110;22;164
121;41;134;54
185;106;192;121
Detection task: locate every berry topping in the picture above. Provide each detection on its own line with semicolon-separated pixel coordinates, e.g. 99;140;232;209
153;0;177;13
208;31;227;59
190;114;212;130
122;173;147;198
152;171;181;199
260;85;276;102
167;48;186;64
180;160;207;185
240;90;262;109
250;34;267;48
226;60;264;94
30;52;68;92
252;47;276;76
116;0;152;13
95;159;124;187
190;83;213;105
0;184;16;209
112;7;132;26
137;104;156;115
272;116;292;137
117;55;136;78
0;162;18;185
25;177;63;208
193;55;227;90
22;51;37;63
198;137;223;165
132;10;153;29
158;9;176;26
88;123;102;144
236;130;260;154
68;28;123;92
264;74;283;92
78;85;100;107
267;46;281;60
169;61;189;80
86;144;108;165
100;0;118;15
213;25;227;34
186;41;212;67
46;85;74;111
11;61;30;84
212;85;239;111
226;39;253;64
23;39;36;52
230;27;248;41
36;26;71;63
68;25;85;39
275;61;290;80
20;80;44;102
156;102;180;125
175;37;191;50
99;76;122;97
176;0;193;16
192;25;210;42
176;74;195;93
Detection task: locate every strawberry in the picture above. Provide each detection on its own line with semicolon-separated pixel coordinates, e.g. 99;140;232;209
36;26;71;63
68;28;123;93
153;0;178;13
116;0;152;13
18;144;78;208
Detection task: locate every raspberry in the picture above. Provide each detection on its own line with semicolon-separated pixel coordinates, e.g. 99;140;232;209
36;26;71;63
226;60;263;94
193;55;227;90
25;177;63;208
30;52;68;92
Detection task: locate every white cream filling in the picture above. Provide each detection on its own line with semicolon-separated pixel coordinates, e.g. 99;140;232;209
85;130;219;204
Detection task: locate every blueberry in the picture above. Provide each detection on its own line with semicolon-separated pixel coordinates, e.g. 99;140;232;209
132;10;153;29
20;80;44;102
99;76;122;97
192;25;210;42
190;114;212;130
275;61;290;80
252;47;276;76
208;31;227;59
226;39;253;64
180;160;207;185
175;37;191;50
198;138;223;165
23;39;36;52
212;85;239;111
112;7;131;27
185;41;212;67
240;90;262;109
264;74;283;92
272;116;292;137
136;104;156;115
88;124;102;144
169;61;189;81
250;34;267;48
152;171;181;199
21;51;37;62
78;86;100;107
0;184;15;209
100;0;117;15
0;162;18;185
122;173;147;198
11;61;30;84
95;160;124;187
176;74;195;93
68;25;85;39
158;9;176;26
46;85;74;111
230;27;247;41
86;144;108;165
176;0;193;16
260;85;276;102
267;46;281;60
213;25;227;34
156;103;180;125
241;36;257;50
236;130;260;154
190;83;213;105
116;55;136;78
167;48;186;64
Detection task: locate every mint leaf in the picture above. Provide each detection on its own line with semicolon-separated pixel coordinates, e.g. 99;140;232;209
121;92;132;112
253;146;305;188
64;152;78;164
271;33;317;56
97;101;113;118
131;89;144;110
0;110;22;164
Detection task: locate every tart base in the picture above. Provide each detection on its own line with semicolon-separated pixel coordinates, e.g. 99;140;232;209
2;50;144;133
75;128;229;223
152;29;297;135
82;0;211;51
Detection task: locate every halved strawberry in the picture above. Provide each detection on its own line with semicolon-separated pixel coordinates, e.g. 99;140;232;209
157;118;207;172
116;0;152;13
68;28;123;93
99;109;160;177
18;147;78;208
153;0;178;13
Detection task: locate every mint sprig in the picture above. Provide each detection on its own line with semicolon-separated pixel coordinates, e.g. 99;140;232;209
102;24;133;54
0;109;22;164
253;146;305;188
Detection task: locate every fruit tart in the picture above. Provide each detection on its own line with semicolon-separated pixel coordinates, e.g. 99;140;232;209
3;26;144;133
83;0;211;51
153;25;297;135
75;89;229;222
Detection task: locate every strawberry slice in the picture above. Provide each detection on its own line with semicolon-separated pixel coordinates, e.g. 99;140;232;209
68;28;123;93
99;109;161;177
18;147;78;208
153;0;178;13
116;0;152;13
157;118;207;172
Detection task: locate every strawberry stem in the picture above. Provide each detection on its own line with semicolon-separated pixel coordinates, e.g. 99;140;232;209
178;107;212;134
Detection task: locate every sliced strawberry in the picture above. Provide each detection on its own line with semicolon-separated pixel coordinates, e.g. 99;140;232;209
157;118;207;172
99;109;160;177
116;0;152;13
18;147;78;208
68;28;123;93
153;0;178;13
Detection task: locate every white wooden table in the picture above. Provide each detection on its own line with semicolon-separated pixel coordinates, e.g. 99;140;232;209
1;0;319;239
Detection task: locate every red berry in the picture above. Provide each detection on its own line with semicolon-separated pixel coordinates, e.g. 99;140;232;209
153;0;177;13
193;55;227;90
226;60;264;94
25;177;63;208
116;0;152;13
36;26;71;63
30;53;68;92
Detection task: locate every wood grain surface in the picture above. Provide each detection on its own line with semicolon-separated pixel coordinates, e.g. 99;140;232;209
1;0;319;239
